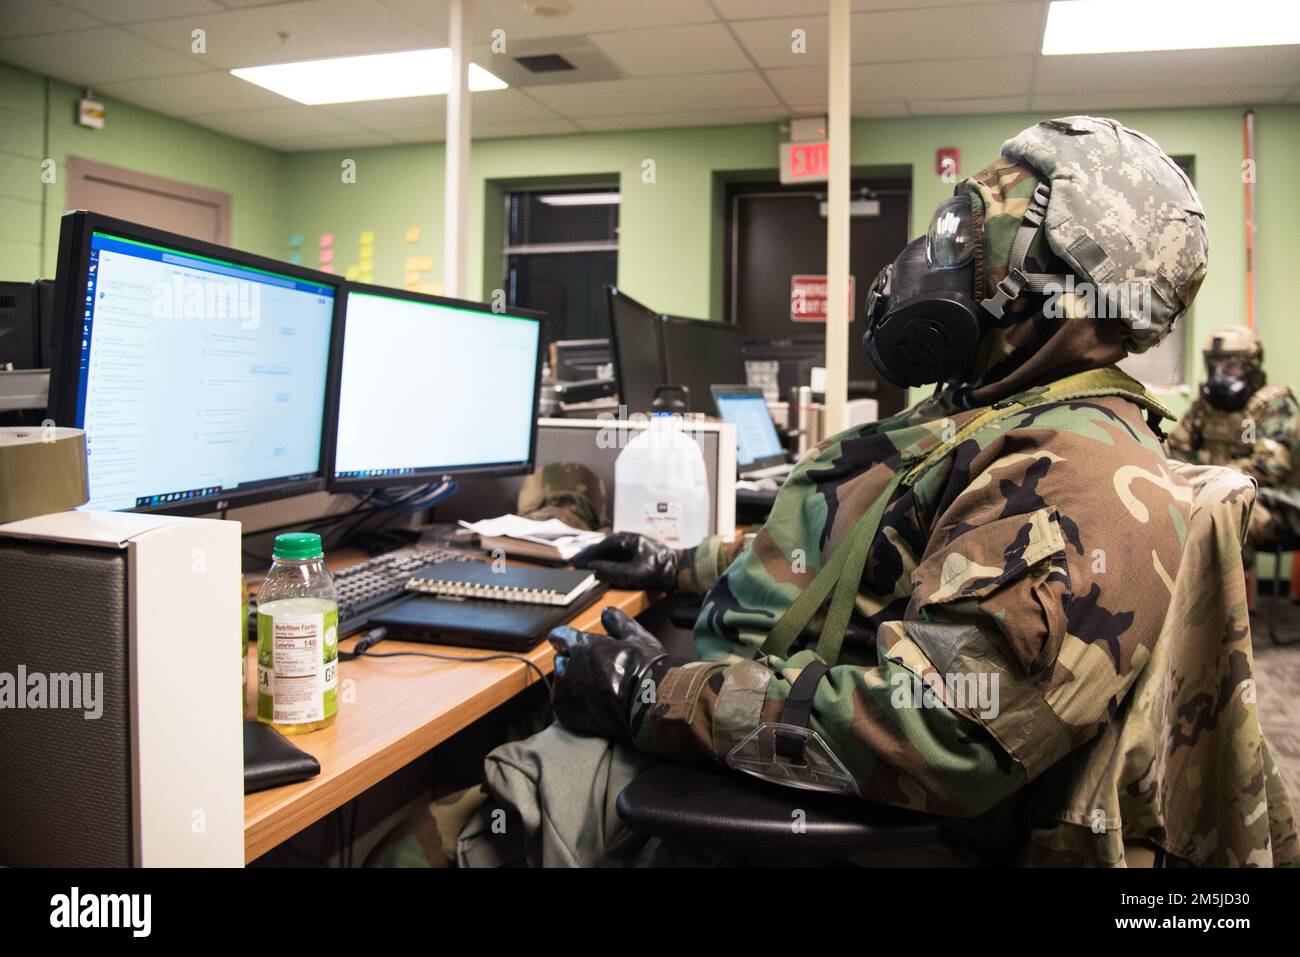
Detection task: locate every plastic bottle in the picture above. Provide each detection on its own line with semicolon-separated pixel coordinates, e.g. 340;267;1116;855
613;412;710;548
256;532;339;735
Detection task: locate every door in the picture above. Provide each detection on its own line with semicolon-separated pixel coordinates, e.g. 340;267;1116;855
66;157;231;244
727;178;910;415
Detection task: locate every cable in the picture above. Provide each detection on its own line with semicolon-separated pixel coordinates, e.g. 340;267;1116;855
342;636;554;720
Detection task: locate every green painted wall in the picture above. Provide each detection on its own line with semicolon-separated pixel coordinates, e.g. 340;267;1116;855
4;56;1297;419
0;61;284;281
277;105;1300;420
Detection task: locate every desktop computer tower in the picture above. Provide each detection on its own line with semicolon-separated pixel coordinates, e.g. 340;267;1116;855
0;510;244;866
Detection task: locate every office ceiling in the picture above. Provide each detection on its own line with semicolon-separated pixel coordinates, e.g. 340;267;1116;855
1;0;1297;152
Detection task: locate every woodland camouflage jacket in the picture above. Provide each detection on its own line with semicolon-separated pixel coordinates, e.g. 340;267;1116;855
626;151;1296;866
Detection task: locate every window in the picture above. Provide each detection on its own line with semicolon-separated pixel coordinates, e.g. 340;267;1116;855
504;188;619;345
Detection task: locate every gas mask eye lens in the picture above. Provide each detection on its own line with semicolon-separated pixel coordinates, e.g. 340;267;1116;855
925;196;976;269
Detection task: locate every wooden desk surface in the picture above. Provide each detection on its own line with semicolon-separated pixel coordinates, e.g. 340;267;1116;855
242;561;653;863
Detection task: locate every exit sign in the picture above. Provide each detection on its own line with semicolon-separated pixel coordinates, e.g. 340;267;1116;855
780;141;829;184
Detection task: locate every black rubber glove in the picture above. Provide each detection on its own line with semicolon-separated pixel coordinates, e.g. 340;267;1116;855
571;531;687;592
548;606;669;742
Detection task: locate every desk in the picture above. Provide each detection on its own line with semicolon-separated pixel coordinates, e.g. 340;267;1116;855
242;577;655;863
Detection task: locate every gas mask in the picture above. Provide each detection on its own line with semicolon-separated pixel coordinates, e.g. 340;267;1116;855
1201;355;1255;412
863;195;987;388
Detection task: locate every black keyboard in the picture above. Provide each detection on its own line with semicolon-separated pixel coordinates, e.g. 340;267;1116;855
332;544;475;632
248;544;476;638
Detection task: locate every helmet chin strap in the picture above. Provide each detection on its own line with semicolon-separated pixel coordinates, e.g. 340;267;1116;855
978;182;1071;320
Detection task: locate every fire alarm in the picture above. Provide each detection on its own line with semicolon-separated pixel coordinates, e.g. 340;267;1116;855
936;147;959;178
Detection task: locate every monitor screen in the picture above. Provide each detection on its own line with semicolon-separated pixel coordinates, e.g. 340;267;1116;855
714;391;784;467
330;288;542;486
660;316;747;417
56;218;338;513
606;287;665;413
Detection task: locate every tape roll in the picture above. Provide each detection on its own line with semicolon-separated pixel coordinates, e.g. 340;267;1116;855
0;426;89;524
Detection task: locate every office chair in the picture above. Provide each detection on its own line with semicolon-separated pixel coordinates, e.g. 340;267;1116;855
1264;530;1300;645
616;762;943;865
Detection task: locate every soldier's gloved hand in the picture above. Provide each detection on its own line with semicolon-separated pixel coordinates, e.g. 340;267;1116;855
571;531;686;592
548;607;668;742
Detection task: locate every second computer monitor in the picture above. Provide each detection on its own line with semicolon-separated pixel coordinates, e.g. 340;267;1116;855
328;286;543;489
606;286;666;414
660;315;747;417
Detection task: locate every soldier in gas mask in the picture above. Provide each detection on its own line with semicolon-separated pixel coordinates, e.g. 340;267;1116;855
445;118;1295;869
1169;325;1300;557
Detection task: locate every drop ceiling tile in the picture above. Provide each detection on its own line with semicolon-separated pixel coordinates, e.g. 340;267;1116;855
473;118;585;139
1031;87;1293;113
379;0;719;43
731;16;828;69
191;104;364;139
320;88;558;132
59;0;223;22
321;97;446;131
576;106;788;131
127;0;442;70
854;56;1032;101
783;99;908;117
526;70;779;118
0;25;209;84
764;65;826;105
714;0;1044;15
908;95;1029;115
1034;47;1300;95
849;4;1044;63
98;69;296;115
384;116;583;143
261;129;398;152
0;0;99;38
588;23;752;77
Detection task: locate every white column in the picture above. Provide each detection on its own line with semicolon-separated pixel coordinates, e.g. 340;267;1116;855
443;0;472;299
823;0;851;435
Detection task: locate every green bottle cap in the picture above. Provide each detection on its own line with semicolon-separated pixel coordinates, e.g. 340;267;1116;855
272;532;323;560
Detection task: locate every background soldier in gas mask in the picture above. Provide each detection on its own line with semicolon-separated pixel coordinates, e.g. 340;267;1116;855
1169;325;1300;557
447;117;1295;869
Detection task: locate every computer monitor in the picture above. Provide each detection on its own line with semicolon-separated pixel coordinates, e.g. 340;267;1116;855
606;286;666;414
48;211;342;515
327;285;543;490
711;385;787;471
660;314;747;417
550;338;611;382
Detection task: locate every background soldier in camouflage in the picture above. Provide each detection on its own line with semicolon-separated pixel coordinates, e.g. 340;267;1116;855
1168;325;1300;554
446;118;1294;868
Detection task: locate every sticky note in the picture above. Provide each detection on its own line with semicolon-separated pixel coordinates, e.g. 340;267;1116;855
404;255;421;270
345;265;360;281
359;230;375;246
319;248;334;265
404;227;421;244
288;253;302;265
404;270;421;285
319;233;333;248
413;255;432;272
289;233;303;248
320;265;335;274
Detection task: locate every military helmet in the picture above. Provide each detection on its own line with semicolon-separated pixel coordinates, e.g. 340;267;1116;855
995;116;1209;353
516;462;607;531
1202;324;1262;364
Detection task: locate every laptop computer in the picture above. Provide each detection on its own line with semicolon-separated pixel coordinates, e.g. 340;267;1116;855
710;384;796;481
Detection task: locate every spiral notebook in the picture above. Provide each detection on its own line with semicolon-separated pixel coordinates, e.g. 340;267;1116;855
405;561;597;607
